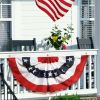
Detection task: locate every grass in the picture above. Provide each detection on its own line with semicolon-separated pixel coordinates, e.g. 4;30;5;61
51;95;80;100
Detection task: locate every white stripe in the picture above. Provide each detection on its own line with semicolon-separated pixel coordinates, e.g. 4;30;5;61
62;0;73;4
30;56;66;71
30;57;39;66
51;0;66;15
17;58;23;66
56;0;72;11
46;0;61;18
36;0;57;20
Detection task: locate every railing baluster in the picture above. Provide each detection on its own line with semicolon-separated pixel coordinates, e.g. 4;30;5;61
94;55;96;88
71;84;74;90
83;64;86;89
78;79;80;90
0;82;1;100
17;81;20;94
0;59;18;100
89;55;92;89
0;60;2;100
4;59;8;100
0;60;4;100
11;72;14;99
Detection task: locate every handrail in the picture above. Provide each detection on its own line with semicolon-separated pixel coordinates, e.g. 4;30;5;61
0;49;98;58
0;49;98;99
0;63;18;100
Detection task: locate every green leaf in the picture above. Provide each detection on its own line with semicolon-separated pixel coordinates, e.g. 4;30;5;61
63;28;67;31
47;41;49;45
54;25;58;29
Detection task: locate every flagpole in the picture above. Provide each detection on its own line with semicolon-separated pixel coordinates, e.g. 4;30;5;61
71;7;73;49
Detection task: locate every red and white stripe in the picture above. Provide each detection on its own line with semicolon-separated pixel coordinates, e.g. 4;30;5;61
35;0;75;21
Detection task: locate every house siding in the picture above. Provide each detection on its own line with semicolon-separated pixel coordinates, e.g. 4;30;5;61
12;0;78;45
95;0;100;97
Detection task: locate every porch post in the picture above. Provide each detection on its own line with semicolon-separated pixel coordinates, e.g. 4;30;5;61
0;62;1;100
95;0;100;97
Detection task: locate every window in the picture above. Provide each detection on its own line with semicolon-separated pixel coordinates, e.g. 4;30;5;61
80;0;95;38
80;0;95;18
0;21;11;51
81;21;95;38
0;0;12;51
0;0;11;18
1;0;11;4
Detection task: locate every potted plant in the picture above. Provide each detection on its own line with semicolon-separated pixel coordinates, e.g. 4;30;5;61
43;25;74;50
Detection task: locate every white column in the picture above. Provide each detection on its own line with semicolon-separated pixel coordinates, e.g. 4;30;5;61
0;59;2;100
77;0;81;38
89;56;92;89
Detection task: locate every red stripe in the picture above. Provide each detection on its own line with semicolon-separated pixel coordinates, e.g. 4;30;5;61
48;0;64;17
59;0;72;7
71;0;75;1
35;0;55;21
38;0;59;19
55;0;68;13
7;55;88;92
35;0;75;21
36;0;59;20
38;57;59;63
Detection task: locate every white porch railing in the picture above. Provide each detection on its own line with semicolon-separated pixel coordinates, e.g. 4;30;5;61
0;49;98;100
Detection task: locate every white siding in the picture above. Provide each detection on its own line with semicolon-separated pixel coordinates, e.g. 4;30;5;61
12;0;78;45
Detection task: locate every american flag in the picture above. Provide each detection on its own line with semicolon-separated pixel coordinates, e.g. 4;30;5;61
35;0;75;21
8;55;88;92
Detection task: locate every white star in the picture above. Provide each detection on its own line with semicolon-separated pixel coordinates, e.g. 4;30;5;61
29;67;33;71
23;59;28;63
44;72;46;77
48;72;52;77
54;72;57;76
67;57;72;62
32;69;36;73
62;69;66;73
